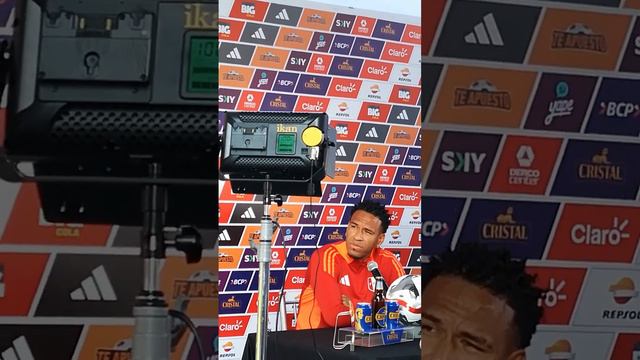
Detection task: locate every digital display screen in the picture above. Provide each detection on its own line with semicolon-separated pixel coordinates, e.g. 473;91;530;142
276;133;296;154
187;36;217;93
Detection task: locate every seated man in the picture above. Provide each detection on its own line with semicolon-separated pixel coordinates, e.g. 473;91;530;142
421;243;544;360
295;200;405;329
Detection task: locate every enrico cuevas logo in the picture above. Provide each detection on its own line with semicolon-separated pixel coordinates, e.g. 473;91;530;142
544;339;575;360
609;277;638;305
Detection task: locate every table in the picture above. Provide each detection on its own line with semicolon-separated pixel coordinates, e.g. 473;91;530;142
242;328;420;360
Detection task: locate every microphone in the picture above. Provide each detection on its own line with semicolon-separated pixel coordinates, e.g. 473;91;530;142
367;261;388;293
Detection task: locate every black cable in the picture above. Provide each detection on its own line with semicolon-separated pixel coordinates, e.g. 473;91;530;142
307;186;325;360
168;309;205;360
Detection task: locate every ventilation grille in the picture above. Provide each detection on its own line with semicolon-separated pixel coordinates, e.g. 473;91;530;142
50;107;217;151
237;112;310;124
236;157;305;169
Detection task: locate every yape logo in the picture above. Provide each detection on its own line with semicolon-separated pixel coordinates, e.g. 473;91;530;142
548;204;640;263
309;32;333;53
529;8;630;70
551;140;640;200
489;136;562;195
431;65;535;128
458;200;558;259
525;74;596;133
1;184;111;245
527;266;586;325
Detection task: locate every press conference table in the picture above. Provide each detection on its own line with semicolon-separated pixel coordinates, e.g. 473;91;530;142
242;328;421;360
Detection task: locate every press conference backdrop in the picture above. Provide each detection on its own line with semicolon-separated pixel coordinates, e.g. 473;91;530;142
423;0;640;358
0;1;217;359
217;0;421;358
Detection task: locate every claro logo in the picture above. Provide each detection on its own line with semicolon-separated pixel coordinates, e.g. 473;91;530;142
571;217;629;245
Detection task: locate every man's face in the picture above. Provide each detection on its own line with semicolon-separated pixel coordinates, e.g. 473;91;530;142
344;209;384;259
421;275;525;360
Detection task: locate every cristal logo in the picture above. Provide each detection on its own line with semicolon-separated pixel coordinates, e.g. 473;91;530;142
538;278;567;308
545;81;574;125
571;217;629;246
482;207;528;241
609;277;638;304
578;148;622;182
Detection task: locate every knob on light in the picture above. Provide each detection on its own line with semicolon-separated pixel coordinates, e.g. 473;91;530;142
301;126;323;147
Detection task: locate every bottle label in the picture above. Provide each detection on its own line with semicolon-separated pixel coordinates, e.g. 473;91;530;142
375;307;387;327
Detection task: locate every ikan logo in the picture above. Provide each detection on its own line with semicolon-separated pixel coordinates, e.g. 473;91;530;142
454;79;511;110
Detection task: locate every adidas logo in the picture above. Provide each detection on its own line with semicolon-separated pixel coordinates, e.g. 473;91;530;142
275;8;290;21
464;13;503;46
251;28;266;40
241;207;256;219
336;146;347;157
226;47;242;59
70;265;117;301
0;8;15;37
397;110;409;120
365;128;379;138
1;336;34;360
339;275;351;287
218;229;231;241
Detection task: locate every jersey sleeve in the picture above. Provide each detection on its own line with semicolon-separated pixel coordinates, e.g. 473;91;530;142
315;246;352;327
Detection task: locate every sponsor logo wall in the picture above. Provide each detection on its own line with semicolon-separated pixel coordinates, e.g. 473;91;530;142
219;0;421;358
0;2;218;359
424;0;640;357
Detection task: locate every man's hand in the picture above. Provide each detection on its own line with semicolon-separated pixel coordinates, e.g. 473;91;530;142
341;294;352;308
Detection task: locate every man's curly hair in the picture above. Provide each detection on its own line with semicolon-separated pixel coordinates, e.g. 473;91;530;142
350;200;391;233
423;242;544;349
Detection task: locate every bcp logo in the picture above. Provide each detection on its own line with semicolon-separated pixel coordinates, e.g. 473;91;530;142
599;101;640;118
219;315;250;337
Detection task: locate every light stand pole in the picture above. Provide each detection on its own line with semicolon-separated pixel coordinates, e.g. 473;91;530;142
255;177;283;360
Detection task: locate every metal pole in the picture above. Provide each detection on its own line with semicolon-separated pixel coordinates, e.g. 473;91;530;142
255;180;273;360
132;163;171;360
